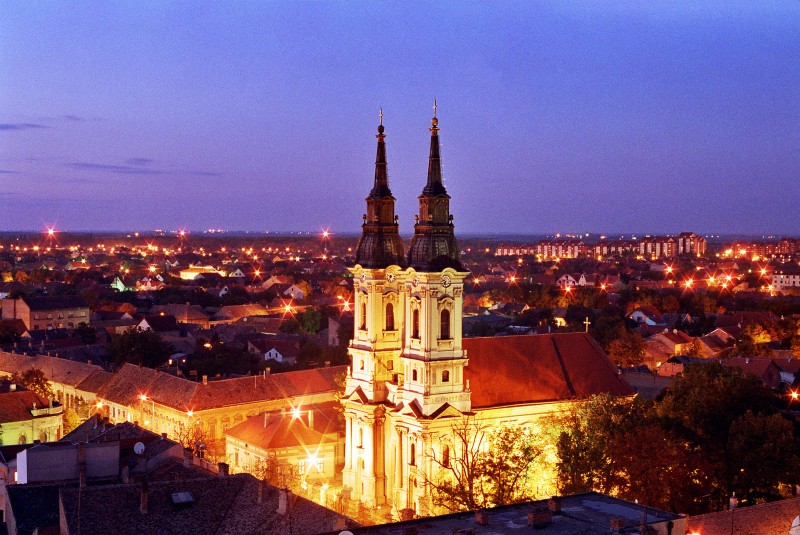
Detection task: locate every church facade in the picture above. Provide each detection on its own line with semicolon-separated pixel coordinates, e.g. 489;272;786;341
342;109;634;515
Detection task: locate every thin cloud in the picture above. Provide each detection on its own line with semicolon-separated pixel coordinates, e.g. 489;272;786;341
0;123;49;131
68;162;163;175
126;158;154;165
0;170;17;174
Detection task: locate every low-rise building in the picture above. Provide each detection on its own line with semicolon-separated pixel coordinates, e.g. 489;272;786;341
1;295;90;331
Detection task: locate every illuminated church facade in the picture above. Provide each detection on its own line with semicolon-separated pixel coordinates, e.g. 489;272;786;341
342;108;633;515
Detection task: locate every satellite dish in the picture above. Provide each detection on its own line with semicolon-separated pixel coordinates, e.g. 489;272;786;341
134;442;145;455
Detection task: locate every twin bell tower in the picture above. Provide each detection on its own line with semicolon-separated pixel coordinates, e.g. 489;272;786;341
343;104;471;512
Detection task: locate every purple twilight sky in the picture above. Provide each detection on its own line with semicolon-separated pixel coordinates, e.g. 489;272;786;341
1;2;798;235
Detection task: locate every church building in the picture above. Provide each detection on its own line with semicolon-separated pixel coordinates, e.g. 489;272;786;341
342;107;634;516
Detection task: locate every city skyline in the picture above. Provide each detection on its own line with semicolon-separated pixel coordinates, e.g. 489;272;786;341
1;2;798;234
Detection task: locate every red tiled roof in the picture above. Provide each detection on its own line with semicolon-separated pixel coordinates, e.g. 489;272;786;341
0;391;50;423
463;333;634;409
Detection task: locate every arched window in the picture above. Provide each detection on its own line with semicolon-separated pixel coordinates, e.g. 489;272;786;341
442;445;450;468
385;303;394;331
442;370;450;382
412;309;420;339
412;369;418;382
18;435;26;444
410;443;416;466
440;309;451;340
360;302;367;330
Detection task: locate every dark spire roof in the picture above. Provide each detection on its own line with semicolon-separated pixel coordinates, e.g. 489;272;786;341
408;105;463;272
354;114;406;269
369;110;392;199
422;109;448;197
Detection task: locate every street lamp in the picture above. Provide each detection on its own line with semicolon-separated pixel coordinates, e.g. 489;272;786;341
139;394;155;430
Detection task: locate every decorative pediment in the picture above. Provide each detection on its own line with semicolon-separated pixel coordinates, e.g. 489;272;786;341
429;402;463;420
345;386;369;404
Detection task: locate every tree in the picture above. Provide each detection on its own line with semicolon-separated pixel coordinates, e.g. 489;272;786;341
607;331;645;367
424;416;546;512
555;394;635;495
791;335;800;360
74;322;97;344
107;327;173;368
687;337;705;357
10;367;55;400
727;411;799;502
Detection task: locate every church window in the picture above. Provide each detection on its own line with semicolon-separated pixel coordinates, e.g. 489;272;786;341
412;309;420;339
360;302;367;330
440;309;451;340
385;303;394;331
442;370;450;382
359;428;363;448
412;369;418;382
360;359;364;370
410;443;416;466
442;445;450;468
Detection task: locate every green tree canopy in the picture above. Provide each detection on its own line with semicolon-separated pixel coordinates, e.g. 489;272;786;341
108;327;173;368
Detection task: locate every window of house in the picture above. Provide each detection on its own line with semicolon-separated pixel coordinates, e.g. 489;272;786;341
385;303;394;331
410;443;416;466
442;370;450;382
412;369;418;382
440;309;451;340
412;309;420;339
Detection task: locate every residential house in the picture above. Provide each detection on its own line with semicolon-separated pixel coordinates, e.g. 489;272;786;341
1;296;90;331
247;338;300;365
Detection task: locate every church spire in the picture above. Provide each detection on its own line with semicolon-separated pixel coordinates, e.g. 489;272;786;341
408;104;462;272
422;100;447;197
369;107;391;199
354;111;406;269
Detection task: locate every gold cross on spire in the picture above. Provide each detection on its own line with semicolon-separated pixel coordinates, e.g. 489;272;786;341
379;107;383;126
433;99;437;118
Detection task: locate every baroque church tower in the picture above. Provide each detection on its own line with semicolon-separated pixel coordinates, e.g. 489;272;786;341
344;106;470;513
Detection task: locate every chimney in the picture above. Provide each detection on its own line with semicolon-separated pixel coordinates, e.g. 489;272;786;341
528;508;552;528
218;462;229;477
161;432;167;440
277;489;291;516
140;481;148;514
202;375;208;385
475;510;489;525
548;496;562;512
